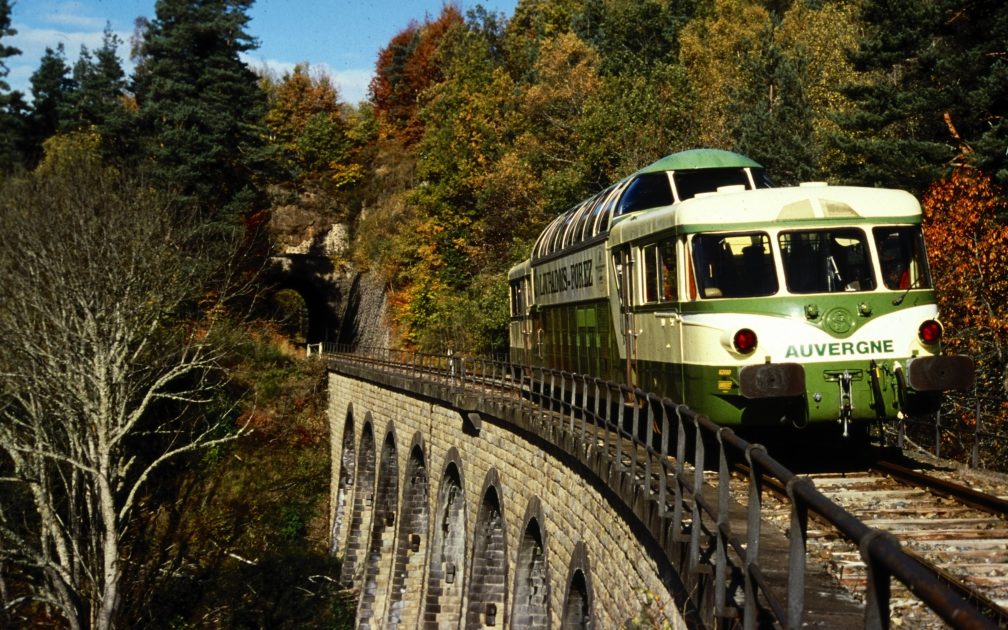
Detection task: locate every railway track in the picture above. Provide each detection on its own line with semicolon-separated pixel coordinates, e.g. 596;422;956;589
328;349;1008;627
734;454;1008;628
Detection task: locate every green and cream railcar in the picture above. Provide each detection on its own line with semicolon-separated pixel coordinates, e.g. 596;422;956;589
508;149;973;434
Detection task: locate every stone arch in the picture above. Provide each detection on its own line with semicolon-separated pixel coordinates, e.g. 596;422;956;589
386;434;430;628
330;403;356;555
561;541;595;629
510;497;550;628
357;424;400;626
465;469;508;629
339;416;376;586
264;255;341;344
423;448;467;629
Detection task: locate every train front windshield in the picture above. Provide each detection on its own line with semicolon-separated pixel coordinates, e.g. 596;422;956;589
778;229;875;293
690;226;932;298
691;233;778;298
778;227;931;293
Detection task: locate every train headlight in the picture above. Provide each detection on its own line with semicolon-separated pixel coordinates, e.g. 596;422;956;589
733;328;758;354
918;320;942;345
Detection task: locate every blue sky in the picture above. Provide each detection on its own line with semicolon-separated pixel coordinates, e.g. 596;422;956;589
5;0;518;105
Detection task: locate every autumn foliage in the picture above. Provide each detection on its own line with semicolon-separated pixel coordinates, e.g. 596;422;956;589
369;5;463;145
922;168;1008;457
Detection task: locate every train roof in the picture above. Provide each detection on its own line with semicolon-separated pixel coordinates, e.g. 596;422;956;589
527;148;771;263
609;184;921;244
635;148;763;174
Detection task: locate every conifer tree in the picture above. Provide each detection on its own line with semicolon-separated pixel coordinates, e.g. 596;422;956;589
834;0;1008;192
26;44;76;165
133;0;266;217
0;0;16;90
0;0;26;172
65;25;135;162
728;26;817;184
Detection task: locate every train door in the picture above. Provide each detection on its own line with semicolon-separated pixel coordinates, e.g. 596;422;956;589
612;246;638;389
510;272;535;369
639;236;685;401
521;275;535;369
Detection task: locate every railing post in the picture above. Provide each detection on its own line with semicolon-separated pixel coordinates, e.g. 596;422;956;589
549;371;558;414
642;392;655;493
673;405;687;542
593;379;604;455
690;415;705;573
786;477;811;629
935;409;942;459
568;375;578;435
658;399;673;516
973;389;980;468
578;375;589;446
631;389;642;451
744;444;766;630
615;386;625;470
716;428;731;620
861;530;895;630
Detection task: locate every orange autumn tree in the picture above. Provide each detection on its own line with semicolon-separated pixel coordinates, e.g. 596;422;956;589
369;5;463;145
922;167;1008;465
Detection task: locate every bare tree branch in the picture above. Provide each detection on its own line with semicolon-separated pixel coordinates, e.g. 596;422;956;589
0;155;251;629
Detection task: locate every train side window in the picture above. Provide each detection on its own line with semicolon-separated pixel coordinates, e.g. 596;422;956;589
643;244;660;303
564;200;593;248
535;214;564;258
550;211;573;253
591;181;625;237
580;186;608;240
660;239;677;301
616;172;673;216
642;241;678;303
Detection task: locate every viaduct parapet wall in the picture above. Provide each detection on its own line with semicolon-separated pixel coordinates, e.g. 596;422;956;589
327;365;688;628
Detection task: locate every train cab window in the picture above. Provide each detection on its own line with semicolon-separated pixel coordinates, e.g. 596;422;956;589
671;167;775;202
873;227;931;290
642;240;678;303
778;228;875;293
691;232;777;298
616;172;673;216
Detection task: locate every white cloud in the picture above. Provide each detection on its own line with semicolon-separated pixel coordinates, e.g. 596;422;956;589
241;54;374;106
5;25;133;97
331;68;373;105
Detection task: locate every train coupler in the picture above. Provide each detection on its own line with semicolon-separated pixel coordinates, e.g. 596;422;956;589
836;370;854;437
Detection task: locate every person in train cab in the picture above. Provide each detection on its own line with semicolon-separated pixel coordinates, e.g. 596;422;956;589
880;243;910;289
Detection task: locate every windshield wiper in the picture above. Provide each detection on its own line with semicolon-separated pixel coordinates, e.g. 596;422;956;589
892;278;918;305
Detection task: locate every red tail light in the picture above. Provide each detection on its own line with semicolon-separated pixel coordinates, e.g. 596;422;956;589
918;320;942;344
733;328;758;354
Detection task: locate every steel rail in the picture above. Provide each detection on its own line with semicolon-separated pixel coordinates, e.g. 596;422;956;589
873;459;1008;518
739;462;1008;628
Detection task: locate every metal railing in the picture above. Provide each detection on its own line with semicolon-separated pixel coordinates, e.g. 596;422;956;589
319;344;998;630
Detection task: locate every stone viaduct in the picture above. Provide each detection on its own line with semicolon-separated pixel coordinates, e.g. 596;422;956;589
326;357;692;629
